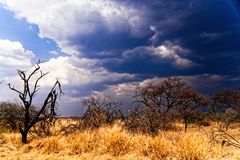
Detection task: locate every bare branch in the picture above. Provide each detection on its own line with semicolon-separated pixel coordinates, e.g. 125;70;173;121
8;83;23;96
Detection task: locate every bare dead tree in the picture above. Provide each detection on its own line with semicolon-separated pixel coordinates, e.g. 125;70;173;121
8;61;63;143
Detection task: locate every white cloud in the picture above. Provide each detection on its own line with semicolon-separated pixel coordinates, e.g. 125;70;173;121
100;83;138;97
121;41;194;69
0;39;135;113
149;41;194;68
37;56;135;115
49;50;59;55
0;39;35;76
38;56;135;87
0;0;149;55
90;82;139;113
149;25;162;44
139;77;164;88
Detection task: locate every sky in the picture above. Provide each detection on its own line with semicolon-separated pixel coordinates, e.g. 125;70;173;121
0;0;240;116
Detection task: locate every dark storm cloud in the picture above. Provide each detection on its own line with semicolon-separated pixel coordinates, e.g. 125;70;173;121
75;0;195;56
2;0;239;83
73;31;150;58
102;44;197;76
90;0;240;80
103;47;175;75
174;0;240;77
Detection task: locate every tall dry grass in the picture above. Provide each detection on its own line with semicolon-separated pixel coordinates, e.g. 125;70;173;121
0;120;240;159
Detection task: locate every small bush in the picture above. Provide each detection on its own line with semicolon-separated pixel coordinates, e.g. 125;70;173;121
0;134;6;144
140;135;173;159
81;94;124;130
101;131;133;156
67;131;98;154
176;133;210;160
35;137;63;153
124;108;175;134
0;102;23;131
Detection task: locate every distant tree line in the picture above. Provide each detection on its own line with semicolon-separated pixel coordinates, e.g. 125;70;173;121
0;63;239;143
76;77;240;134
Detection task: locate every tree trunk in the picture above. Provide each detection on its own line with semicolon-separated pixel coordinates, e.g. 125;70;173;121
21;131;28;144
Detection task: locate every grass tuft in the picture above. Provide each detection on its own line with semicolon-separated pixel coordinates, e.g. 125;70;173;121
101;130;133;156
176;133;210;160
140;135;173;159
67;131;98;154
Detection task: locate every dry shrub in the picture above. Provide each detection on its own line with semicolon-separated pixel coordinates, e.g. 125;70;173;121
4;133;22;146
125;109;176;134
81;94;124;130
66;131;98;154
176;133;211;160
58;124;82;136
65;123;134;156
101;131;133;156
0;102;23;132
0;134;6;144
32;136;63;153
98;120;124;134
138;135;173;159
31;118;57;137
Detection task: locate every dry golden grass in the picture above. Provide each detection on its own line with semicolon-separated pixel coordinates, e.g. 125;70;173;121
1;119;240;160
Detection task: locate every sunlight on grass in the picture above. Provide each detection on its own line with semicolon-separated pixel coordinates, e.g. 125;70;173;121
1;120;240;159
